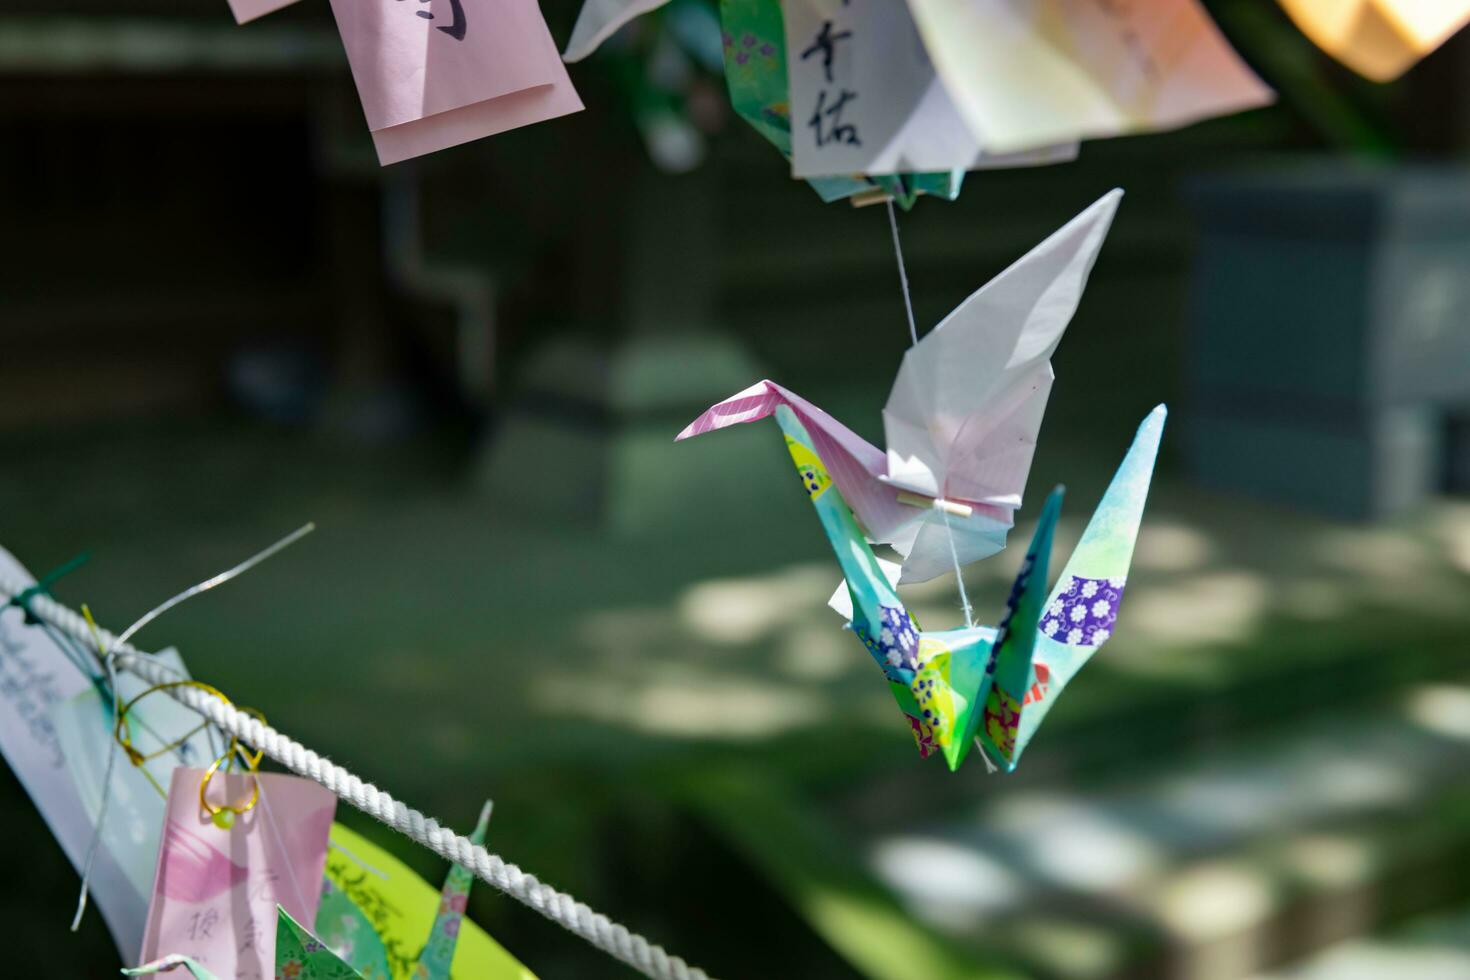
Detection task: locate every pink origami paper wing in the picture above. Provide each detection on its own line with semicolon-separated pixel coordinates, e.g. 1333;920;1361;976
677;380;918;544
328;0;584;165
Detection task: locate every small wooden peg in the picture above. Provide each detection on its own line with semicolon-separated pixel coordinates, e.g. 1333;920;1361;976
895;491;974;519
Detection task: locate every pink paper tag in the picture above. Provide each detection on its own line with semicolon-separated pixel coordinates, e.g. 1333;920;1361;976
139;768;336;979
327;0;584;165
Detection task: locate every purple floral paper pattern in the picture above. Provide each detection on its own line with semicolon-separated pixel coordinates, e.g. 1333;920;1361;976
858;604;920;682
1040;576;1124;647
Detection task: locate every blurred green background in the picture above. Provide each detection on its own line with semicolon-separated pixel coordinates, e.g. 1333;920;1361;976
2;1;1470;977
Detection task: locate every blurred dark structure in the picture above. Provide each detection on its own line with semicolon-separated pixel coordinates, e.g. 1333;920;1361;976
1187;165;1470;520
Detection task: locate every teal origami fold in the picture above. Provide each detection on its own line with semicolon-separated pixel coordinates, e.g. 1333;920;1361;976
413;800;494;979
315;801;506;980
278;905;368;979
772;402;1164;771
315;878;393;978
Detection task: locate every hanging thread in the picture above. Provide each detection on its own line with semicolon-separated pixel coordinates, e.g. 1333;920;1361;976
885;199;919;348
939;509;975;629
887;200;976;627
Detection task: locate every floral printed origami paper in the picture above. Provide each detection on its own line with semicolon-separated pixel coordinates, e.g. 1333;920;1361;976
413;800;493;979
317;814;533;980
679;190;1122;583
765;402;1164;771
278;905;369;980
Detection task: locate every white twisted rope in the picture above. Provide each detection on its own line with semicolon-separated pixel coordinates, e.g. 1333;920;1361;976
1;576;712;980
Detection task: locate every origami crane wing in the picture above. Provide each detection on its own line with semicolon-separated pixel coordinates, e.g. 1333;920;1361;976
563;0;671;61
882;188;1122;580
1003;404;1166;770
415;800;495;979
773;405;904;660
775;404;1004;766
318;822;532;980
316;880;393;979
961;487;1061;771
776;401;1164;773
678;380;897;535
277;905;366;979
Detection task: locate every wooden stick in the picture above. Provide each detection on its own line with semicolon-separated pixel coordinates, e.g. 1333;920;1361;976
895;491;974;519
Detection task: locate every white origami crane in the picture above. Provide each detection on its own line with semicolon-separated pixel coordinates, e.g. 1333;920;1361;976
677;189;1123;583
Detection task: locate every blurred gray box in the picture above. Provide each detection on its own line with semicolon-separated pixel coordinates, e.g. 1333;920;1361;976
1185;163;1470;519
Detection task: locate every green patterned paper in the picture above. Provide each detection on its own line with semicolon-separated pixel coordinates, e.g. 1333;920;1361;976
319;821;535;980
278;905;367;979
317;877;394;980
414;801;494;979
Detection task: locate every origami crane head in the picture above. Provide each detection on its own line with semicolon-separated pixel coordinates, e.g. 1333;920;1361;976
775;401;1164;771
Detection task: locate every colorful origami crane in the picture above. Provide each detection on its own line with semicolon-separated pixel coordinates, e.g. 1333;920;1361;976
678;190;1122;583
769;402;1164;771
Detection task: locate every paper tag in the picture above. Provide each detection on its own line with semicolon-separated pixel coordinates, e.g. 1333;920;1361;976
139;768;335;978
0;547;146;957
906;0;1274;154
786;0;973;177
326;0;584;165
785;0;1077;177
51;648;217;913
